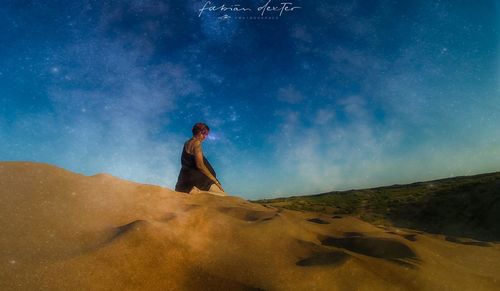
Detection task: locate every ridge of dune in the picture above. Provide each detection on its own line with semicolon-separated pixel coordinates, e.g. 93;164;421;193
1;161;499;290
90;173;119;179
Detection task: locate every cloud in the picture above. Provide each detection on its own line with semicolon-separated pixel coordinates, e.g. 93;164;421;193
315;0;383;38
268;92;410;195
337;95;369;120
277;85;304;104
291;26;312;43
290;25;313;53
313;108;335;125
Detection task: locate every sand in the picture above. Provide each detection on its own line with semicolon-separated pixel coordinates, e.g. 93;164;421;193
1;161;499;290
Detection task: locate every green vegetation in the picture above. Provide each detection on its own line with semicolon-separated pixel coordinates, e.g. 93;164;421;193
252;172;500;241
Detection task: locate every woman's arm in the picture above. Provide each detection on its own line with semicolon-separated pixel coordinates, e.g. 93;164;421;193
193;141;221;187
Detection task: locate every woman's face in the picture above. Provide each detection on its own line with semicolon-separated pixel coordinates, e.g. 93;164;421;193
198;130;209;141
202;130;209;140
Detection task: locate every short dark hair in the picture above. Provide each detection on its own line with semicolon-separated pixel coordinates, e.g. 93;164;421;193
192;122;210;136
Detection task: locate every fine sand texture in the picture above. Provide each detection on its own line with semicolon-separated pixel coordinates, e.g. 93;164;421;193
1;161;499;290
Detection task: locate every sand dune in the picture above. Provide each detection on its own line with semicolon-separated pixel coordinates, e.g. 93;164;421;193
1;161;499;290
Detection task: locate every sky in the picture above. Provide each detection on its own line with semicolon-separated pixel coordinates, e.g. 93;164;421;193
0;0;499;200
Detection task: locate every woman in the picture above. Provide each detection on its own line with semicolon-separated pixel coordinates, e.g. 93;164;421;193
175;123;225;195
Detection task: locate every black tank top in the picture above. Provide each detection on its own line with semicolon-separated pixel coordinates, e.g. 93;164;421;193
174;140;217;192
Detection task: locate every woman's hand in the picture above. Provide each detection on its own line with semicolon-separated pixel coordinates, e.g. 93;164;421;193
215;181;224;192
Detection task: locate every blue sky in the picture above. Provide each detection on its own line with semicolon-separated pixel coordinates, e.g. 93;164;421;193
0;0;499;199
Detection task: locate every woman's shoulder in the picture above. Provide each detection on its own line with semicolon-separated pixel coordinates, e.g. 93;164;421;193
185;138;201;154
185;138;201;146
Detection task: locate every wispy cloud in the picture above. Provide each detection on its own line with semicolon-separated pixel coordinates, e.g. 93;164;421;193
277;85;304;104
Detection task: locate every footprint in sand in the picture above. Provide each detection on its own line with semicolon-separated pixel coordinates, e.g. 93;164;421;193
157;212;177;223
307;218;331;224
96;220;149;247
217;206;278;222
296;251;350;267
318;234;420;268
343;232;364;237
445;236;492;247
386;231;418;242
183;204;201;211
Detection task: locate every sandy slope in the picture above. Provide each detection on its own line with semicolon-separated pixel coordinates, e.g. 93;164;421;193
0;161;499;290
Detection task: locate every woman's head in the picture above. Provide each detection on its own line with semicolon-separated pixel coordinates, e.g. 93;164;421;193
192;122;210;139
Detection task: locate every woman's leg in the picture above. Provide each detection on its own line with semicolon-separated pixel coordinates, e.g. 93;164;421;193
209;183;224;192
189;186;200;194
207;183;226;196
190;184;225;196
